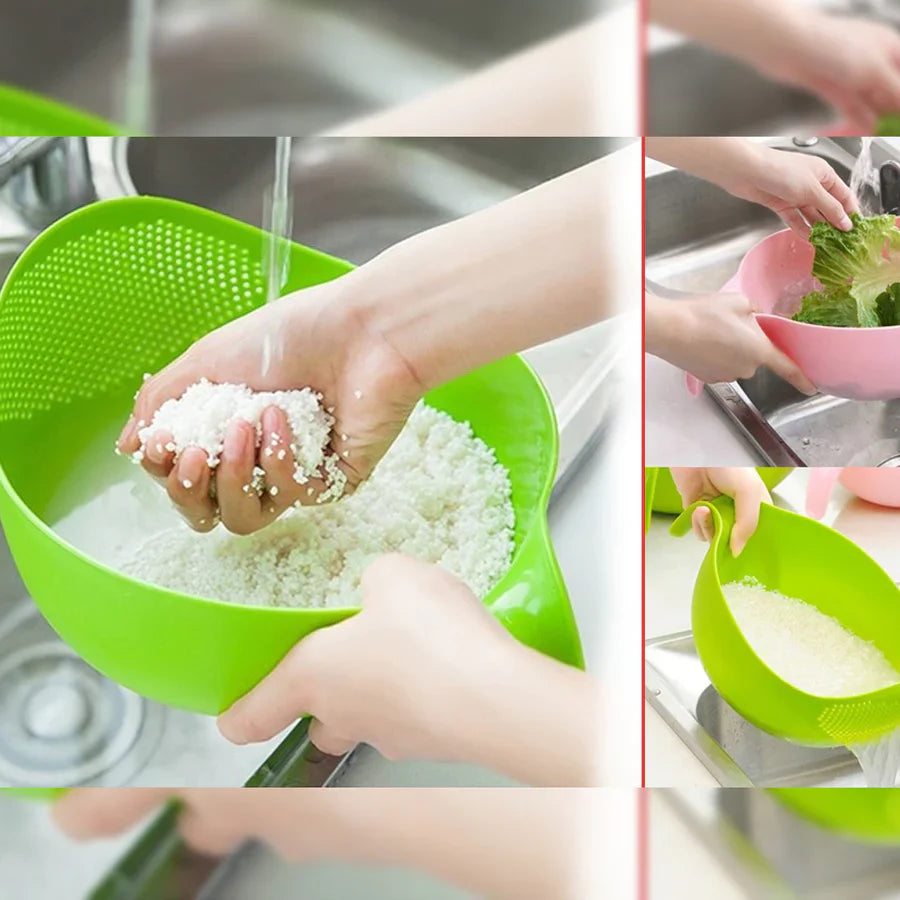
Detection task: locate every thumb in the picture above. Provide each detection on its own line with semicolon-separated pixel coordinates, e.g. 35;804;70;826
53;788;169;840
217;634;324;745
763;345;816;396
359;552;449;611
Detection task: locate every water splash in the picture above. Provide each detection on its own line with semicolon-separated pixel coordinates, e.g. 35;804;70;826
851;726;900;787
261;136;294;377
124;0;155;134
849;137;880;216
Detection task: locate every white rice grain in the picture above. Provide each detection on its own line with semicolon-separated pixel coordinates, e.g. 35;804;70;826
136;379;345;498
723;577;900;696
121;404;515;608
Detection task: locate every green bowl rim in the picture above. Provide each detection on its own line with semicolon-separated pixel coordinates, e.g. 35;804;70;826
0;195;560;618
0;83;128;136
686;498;900;706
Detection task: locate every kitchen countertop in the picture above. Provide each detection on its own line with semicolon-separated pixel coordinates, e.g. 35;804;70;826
645;355;762;468
646;468;900;787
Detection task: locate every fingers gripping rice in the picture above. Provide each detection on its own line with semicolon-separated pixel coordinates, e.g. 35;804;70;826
122;404;515;607
135;379;347;500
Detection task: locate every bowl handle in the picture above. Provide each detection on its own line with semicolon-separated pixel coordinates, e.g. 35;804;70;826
670;495;736;555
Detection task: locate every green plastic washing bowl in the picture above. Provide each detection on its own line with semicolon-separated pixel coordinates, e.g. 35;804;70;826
770;789;900;844
0;84;125;136
1;788;67;800
0;196;583;716
672;496;900;746
649;467;792;515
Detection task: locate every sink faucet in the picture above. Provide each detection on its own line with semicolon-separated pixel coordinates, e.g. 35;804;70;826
0;137;96;229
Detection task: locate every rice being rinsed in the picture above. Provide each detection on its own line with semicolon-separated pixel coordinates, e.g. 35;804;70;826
134;379;347;502
121;403;515;607
722;577;900;696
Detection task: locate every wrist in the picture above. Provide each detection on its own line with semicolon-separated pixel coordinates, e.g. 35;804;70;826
645;295;691;360
718;3;809;74
289;267;427;408
742;7;826;85
691;139;770;197
450;637;597;786
340;244;445;393
437;634;530;771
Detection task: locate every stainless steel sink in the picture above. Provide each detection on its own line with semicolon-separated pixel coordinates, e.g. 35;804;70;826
647;3;900;135
0;135;623;802
0;135;627;896
662;789;900;899
646;136;900;466
0;0;599;135
124;135;616;262
647;44;828;137
646;631;865;787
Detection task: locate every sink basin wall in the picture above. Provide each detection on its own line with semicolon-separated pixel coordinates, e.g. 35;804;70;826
313;0;600;64
126;136;607;264
648;44;827;136
0;0;600;135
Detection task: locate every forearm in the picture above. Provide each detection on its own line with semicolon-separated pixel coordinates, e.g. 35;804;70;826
333;789;585;900
650;0;807;69
645;137;762;190
345;145;639;392
645;293;688;361
452;641;601;787
324;11;637;138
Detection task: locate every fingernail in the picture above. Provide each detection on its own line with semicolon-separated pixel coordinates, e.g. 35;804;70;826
840;215;853;231
177;450;204;490
216;710;246;745
224;422;252;458
262;406;280;436
118;416;136;447
732;536;746;557
145;433;166;464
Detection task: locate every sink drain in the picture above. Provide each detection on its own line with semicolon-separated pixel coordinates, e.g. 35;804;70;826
0;599;163;787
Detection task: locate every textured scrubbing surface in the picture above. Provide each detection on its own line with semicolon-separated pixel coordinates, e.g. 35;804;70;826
0;84;124;136
0;197;346;422
820;698;900;746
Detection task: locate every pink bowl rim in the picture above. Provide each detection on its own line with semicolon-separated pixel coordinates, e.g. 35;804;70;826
737;226;900;333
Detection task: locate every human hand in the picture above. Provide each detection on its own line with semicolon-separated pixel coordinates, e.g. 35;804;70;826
52;787;591;900
53;788;352;860
116;277;424;535
217;553;519;762
644;292;816;394
670;467;772;556
764;13;900;135
715;145;858;239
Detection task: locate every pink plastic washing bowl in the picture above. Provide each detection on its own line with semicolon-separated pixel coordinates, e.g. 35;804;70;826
685;223;900;401
807;468;900;519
